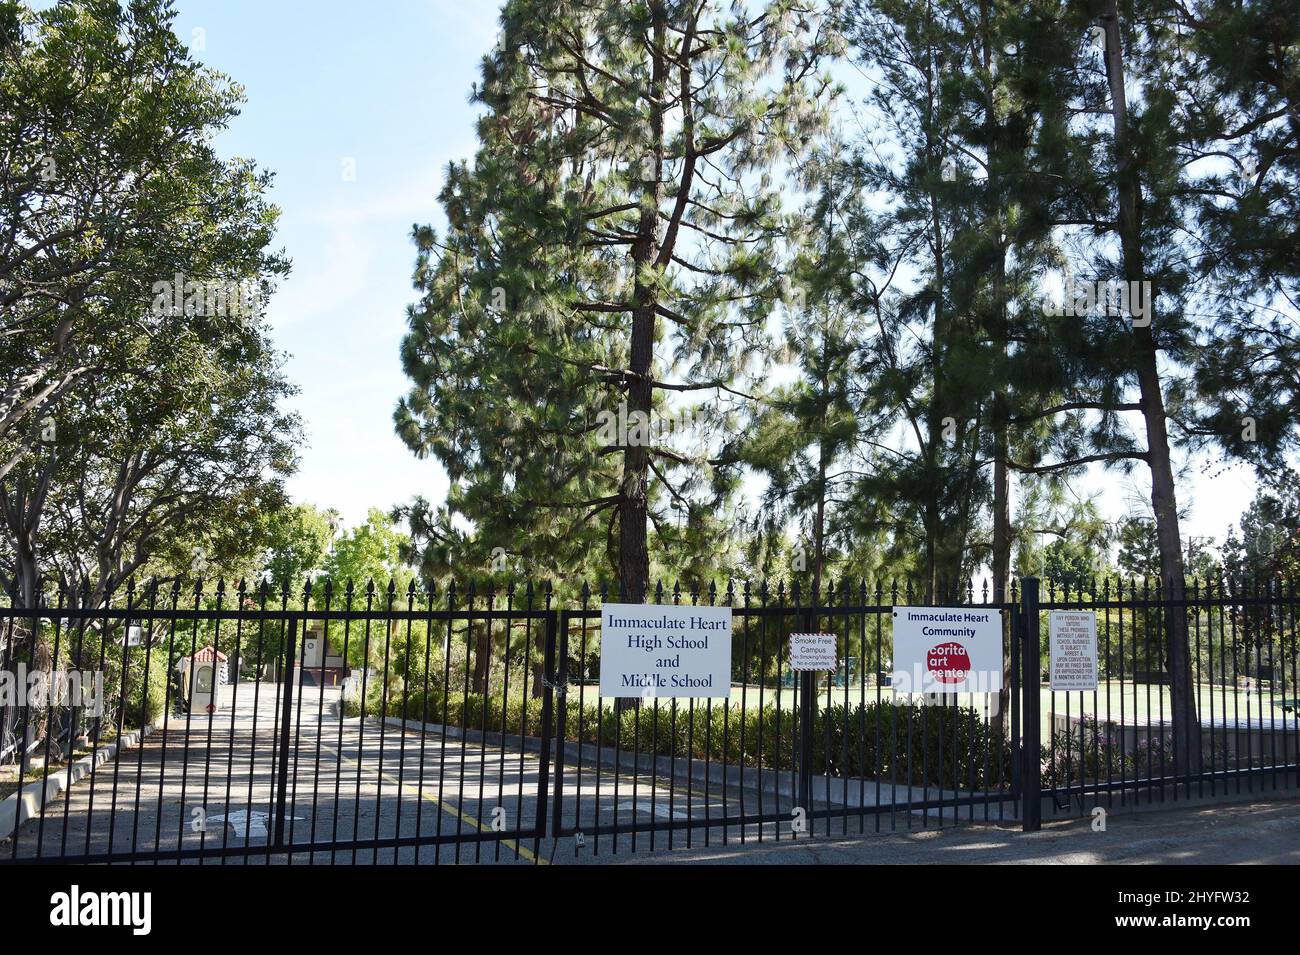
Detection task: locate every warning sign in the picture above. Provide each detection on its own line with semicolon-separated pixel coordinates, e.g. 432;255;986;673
788;633;838;671
1049;611;1098;691
891;607;1003;694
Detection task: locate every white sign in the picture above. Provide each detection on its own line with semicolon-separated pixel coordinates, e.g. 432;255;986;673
599;603;731;698
788;633;838;671
126;626;143;648
1049;611;1098;690
891;607;1003;694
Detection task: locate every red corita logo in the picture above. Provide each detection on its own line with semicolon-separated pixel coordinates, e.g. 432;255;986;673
926;642;970;684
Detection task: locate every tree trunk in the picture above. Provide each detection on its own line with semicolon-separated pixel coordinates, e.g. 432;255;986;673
472;624;491;695
993;435;1012;728
2;457;54;610
614;3;667;714
983;2;1014;732
1101;0;1200;774
617;1;666;610
813;360;829;597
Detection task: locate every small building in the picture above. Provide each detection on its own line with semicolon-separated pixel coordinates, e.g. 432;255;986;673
178;646;227;714
300;622;348;686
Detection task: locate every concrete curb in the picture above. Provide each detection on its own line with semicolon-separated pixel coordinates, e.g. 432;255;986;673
0;723;155;840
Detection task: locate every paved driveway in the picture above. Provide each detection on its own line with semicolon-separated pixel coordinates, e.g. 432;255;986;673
3;680;552;864
3;680;765;865
6;678;1296;865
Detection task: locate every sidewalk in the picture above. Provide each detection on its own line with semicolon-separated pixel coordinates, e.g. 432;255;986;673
590;797;1300;865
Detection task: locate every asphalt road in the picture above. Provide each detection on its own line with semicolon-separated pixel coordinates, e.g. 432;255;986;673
2;680;780;865
2;681;553;864
4;679;1296;865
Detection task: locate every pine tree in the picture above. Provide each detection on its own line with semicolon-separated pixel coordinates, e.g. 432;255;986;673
739;149;877;594
840;0;994;595
1152;0;1300;470
395;0;837;599
997;0;1298;772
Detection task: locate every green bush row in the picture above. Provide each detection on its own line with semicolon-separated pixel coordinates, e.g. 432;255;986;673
345;683;1012;790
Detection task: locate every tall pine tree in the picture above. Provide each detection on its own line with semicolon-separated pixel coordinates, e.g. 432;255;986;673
395;0;837;597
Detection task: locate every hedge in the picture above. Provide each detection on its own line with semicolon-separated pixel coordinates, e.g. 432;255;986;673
345;682;1012;790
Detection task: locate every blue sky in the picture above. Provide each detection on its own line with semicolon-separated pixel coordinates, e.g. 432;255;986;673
163;0;503;530
147;1;1261;552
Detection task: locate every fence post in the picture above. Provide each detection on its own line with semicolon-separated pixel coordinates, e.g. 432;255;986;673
272;616;298;851
549;611;570;841
797;600;815;822
798;671;814;814
1020;577;1042;832
534;607;558;847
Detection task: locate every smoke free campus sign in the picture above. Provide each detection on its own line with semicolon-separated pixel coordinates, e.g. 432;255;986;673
891;607;1003;694
599;603;731;698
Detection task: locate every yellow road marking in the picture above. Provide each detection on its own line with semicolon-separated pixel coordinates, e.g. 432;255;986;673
323;743;547;864
336;717;757;859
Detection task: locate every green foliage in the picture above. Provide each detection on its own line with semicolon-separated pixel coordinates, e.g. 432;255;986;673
1042;720;1232;788
0;0;296;605
738;147;891;588
347;679;1010;790
394;0;838;593
1117;517;1161;579
263;504;339;588
317;508;412;596
1223;477;1300;585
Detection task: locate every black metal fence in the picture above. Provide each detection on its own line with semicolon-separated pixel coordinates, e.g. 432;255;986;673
548;578;1022;857
0;575;1295;864
1035;577;1300;817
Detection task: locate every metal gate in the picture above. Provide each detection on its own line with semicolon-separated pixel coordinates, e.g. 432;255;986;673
0;582;560;864
2;575;1297;863
547;580;1025;858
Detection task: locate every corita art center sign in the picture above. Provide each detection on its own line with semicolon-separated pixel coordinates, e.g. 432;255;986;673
890;607;1003;695
598;603;732;698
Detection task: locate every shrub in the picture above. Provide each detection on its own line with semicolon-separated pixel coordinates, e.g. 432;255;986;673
345;681;1011;790
1041;719;1233;788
